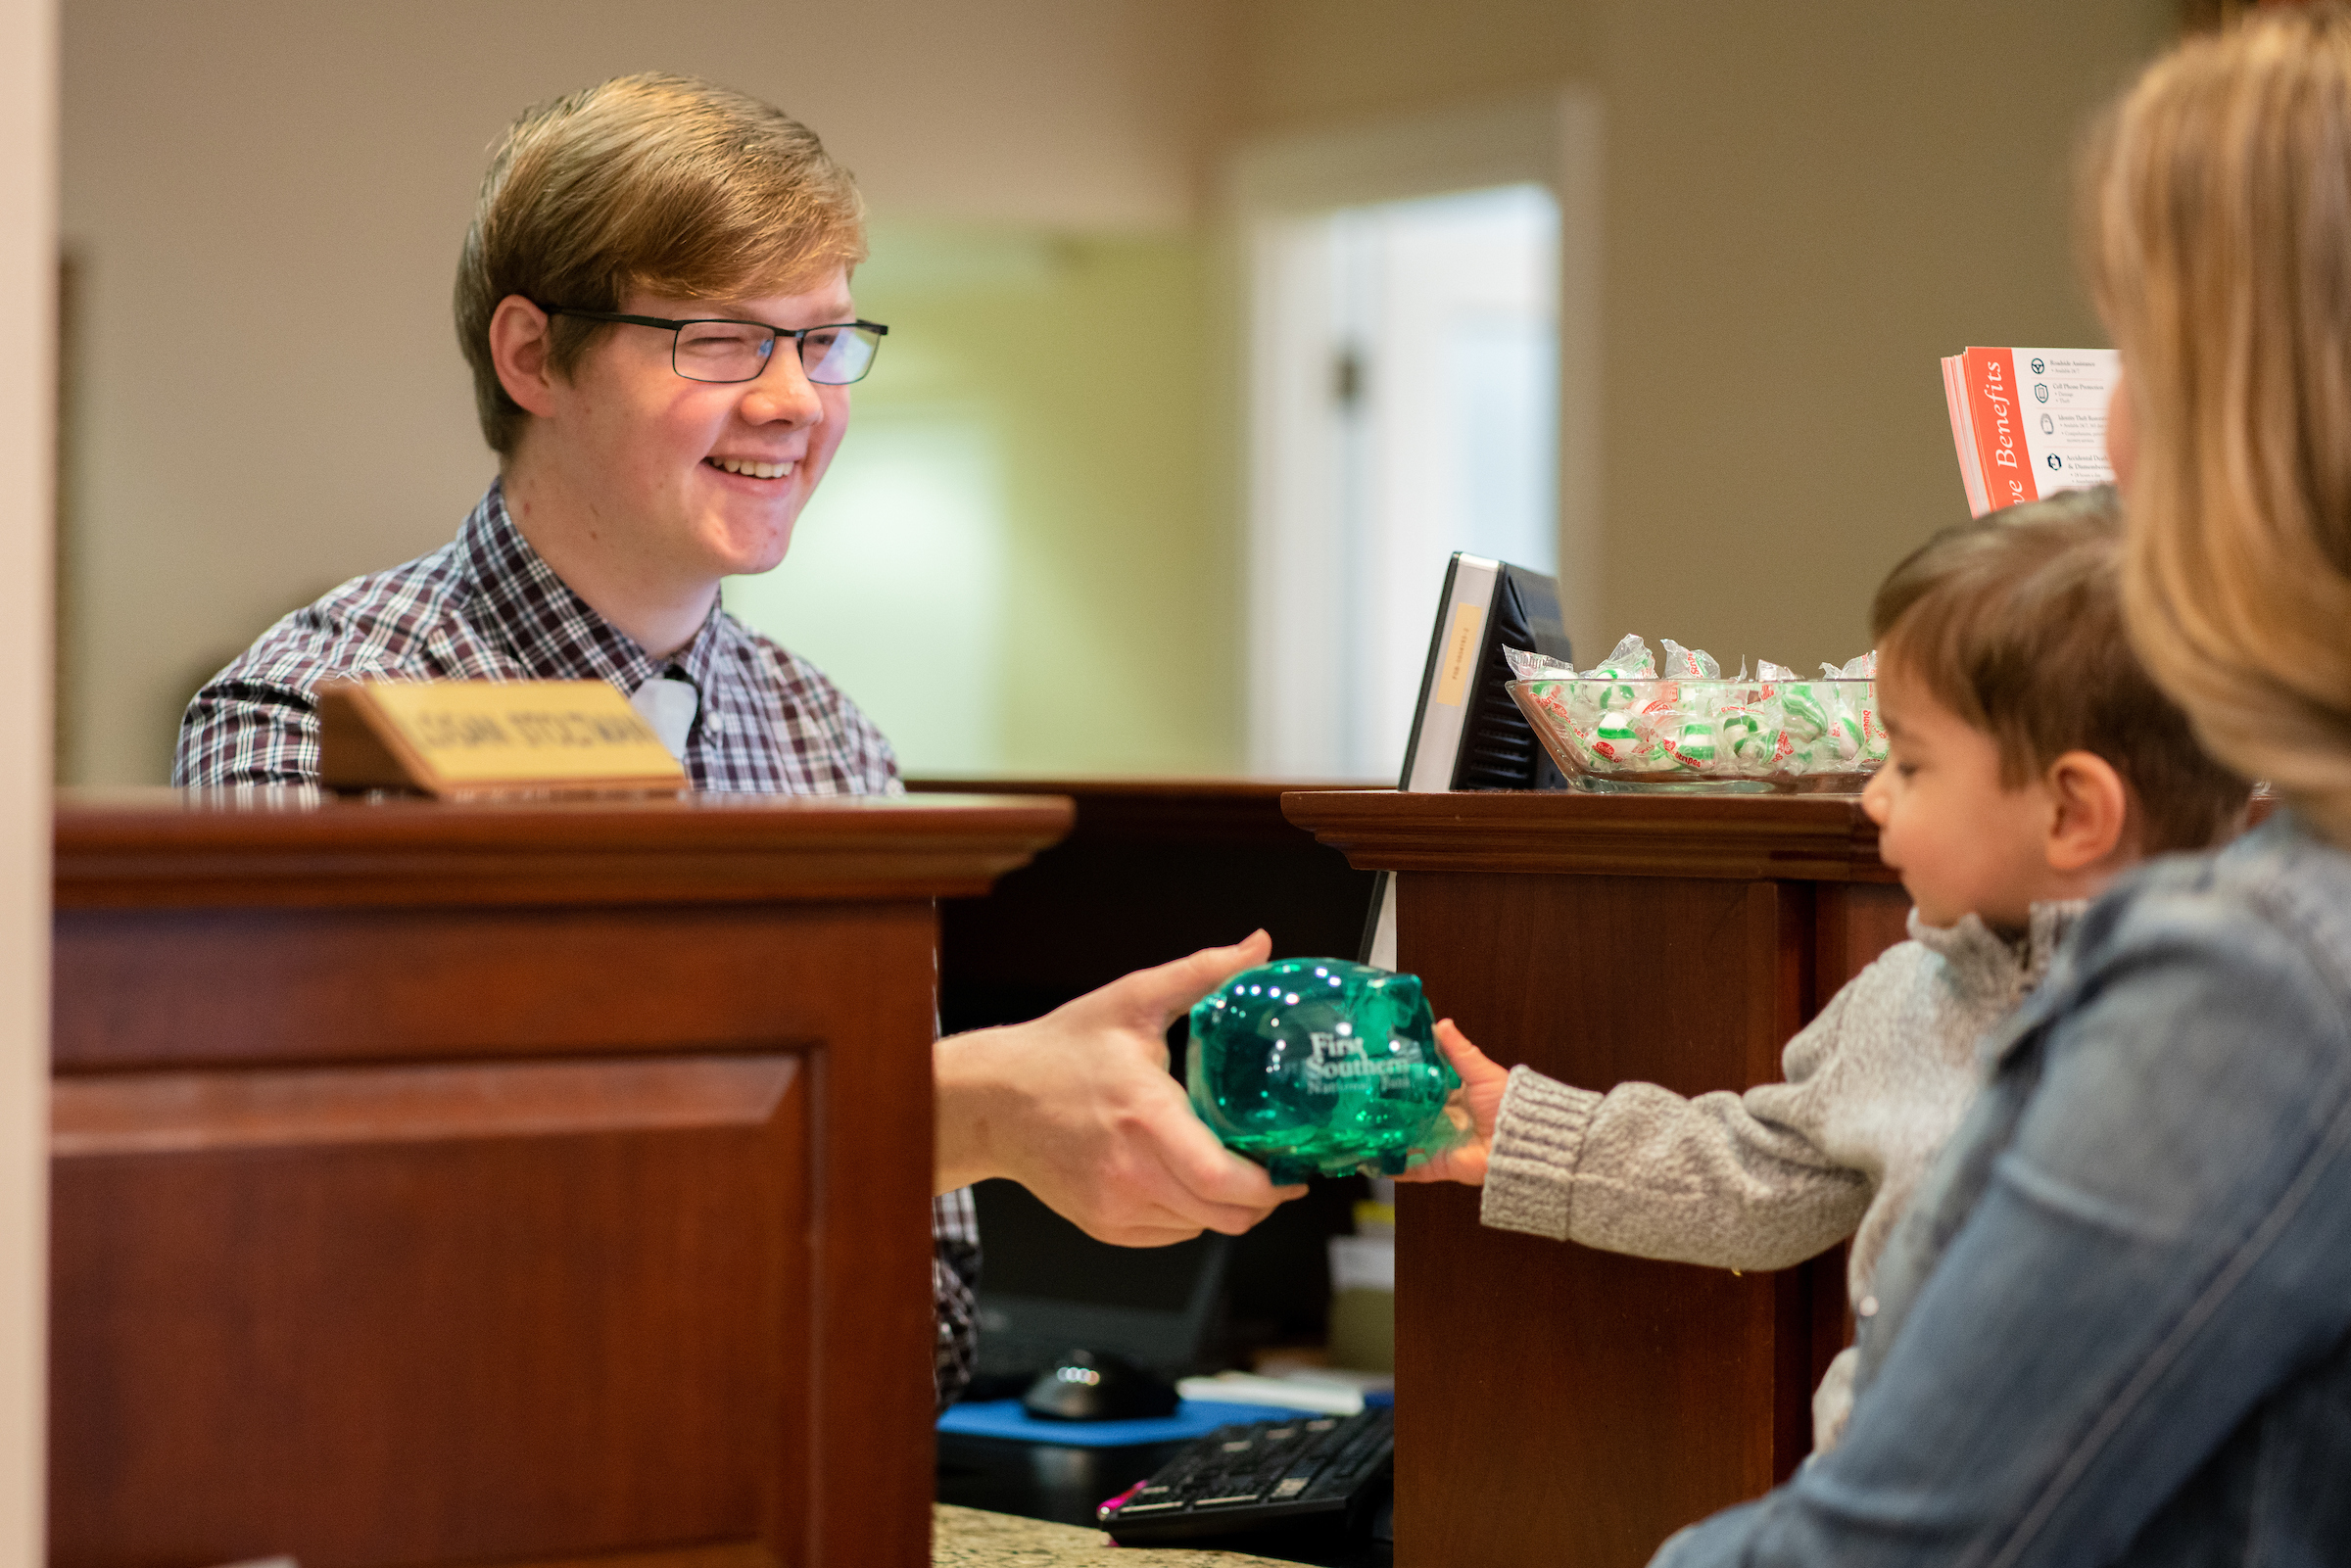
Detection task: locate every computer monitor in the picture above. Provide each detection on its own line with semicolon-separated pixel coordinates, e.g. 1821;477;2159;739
1363;553;1574;967
969;1179;1230;1385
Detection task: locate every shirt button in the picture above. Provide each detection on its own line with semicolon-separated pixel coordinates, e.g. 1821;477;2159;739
1858;1296;1879;1317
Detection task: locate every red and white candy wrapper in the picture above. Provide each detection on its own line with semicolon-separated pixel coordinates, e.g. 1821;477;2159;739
1714;701;1787;768
1659;638;1722;682
1503;646;1578;683
1819;653;1888;767
1508;634;1660;728
1589;634;1657;680
1587;707;1655;765
1662;717;1720;771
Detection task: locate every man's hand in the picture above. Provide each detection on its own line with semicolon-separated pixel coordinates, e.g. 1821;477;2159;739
1397;1020;1509;1187
935;930;1307;1247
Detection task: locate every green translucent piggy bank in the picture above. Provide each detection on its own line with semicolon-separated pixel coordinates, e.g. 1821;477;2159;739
1186;958;1462;1184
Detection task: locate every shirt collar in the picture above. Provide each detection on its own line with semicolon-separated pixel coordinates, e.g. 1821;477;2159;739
1926;899;2089;1073
1906;899;2087;1031
456;479;731;694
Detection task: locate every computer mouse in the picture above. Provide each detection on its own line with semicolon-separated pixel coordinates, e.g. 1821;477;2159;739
1020;1349;1180;1422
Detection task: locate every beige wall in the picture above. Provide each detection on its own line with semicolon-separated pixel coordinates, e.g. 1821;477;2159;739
63;0;2179;783
1587;1;2172;671
0;0;51;1555
1240;0;1596;131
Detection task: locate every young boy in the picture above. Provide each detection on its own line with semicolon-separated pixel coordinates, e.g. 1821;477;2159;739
1403;484;2250;1450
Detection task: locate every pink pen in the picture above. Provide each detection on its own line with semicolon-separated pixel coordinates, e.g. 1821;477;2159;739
1097;1478;1149;1522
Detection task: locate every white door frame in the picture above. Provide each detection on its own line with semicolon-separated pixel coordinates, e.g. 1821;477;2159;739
1223;89;1603;776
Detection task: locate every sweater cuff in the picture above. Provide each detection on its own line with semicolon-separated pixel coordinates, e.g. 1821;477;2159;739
1480;1065;1602;1240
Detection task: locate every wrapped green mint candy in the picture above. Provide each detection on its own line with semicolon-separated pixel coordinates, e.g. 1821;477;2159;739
1186;958;1462;1184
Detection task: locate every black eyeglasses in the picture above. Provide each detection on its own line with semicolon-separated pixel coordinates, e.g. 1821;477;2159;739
541;307;888;385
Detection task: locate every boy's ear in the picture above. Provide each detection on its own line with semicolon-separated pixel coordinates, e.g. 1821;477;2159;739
2042;749;2133;872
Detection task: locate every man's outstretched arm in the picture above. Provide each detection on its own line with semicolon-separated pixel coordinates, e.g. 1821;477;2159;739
934;930;1306;1247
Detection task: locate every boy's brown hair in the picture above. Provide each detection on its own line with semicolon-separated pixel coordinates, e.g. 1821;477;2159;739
1871;485;2250;854
455;72;866;454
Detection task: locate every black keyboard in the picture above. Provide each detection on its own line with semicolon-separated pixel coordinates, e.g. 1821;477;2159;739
1096;1405;1393;1545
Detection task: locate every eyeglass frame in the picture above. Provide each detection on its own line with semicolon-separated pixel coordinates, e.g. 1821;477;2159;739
535;305;890;385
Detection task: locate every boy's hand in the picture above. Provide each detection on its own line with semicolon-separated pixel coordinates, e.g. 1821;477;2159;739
1399;1020;1509;1187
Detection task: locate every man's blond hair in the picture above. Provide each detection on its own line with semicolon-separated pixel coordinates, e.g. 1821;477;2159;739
2086;7;2351;844
456;72;866;454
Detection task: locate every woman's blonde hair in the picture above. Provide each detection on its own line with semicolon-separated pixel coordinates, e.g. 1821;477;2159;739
455;72;866;454
2086;7;2351;844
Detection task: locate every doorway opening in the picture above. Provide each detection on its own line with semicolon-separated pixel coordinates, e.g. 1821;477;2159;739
1247;182;1560;780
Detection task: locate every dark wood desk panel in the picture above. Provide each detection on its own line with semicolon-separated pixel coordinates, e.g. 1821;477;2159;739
50;789;1070;1568
1283;790;1908;1568
55;900;919;1071
905;777;1378;1034
54;1056;807;1565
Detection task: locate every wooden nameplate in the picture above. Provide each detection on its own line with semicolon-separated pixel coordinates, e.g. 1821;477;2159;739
316;680;688;798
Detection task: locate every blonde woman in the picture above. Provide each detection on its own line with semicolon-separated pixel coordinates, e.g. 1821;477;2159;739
1655;12;2351;1564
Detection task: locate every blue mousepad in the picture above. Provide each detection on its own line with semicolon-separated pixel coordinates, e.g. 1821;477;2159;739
936;1397;1317;1448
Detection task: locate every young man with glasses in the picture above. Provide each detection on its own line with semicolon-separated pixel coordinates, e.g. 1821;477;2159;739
173;72;1298;1409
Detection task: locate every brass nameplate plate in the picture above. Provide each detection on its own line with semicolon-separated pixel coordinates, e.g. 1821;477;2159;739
316;680;688;797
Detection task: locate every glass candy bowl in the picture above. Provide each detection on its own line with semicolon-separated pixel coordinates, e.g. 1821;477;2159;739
1508;676;1885;792
1187;958;1461;1184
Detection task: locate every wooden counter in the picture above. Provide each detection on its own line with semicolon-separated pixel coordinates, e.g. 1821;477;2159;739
1282;788;1910;1568
49;787;1071;1568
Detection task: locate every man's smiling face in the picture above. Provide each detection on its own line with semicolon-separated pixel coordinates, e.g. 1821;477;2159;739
532;270;855;587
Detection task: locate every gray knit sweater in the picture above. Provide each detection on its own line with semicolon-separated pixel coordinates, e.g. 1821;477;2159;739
1481;900;2082;1450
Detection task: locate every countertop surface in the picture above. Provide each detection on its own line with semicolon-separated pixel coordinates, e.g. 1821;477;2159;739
934;1503;1304;1565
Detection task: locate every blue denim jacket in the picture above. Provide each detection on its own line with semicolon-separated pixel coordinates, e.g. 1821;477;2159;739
1655;810;2351;1566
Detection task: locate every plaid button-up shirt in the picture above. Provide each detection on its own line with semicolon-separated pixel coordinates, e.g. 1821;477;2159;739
175;480;983;1409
